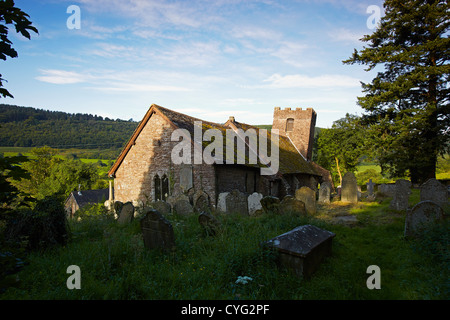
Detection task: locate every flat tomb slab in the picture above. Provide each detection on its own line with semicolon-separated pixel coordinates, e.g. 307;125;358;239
263;224;336;278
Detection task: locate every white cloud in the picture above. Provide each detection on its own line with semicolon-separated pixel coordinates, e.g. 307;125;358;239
35;69;87;84
92;83;191;92
328;27;365;43
262;73;361;88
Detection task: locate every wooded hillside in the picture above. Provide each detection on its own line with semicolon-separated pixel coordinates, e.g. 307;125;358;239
0;104;137;150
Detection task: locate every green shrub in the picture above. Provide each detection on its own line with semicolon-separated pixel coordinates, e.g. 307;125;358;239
4;196;69;250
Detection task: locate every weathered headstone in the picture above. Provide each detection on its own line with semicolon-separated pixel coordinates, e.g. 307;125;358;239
404;201;445;238
179;165;193;192
117;202;134;224
366;179;375;197
262;224;335;278
279;195;306;216
260;196;280;214
140;208;175;250
295;186;316;215
225;190;248;215
173;199;193;215
318;182;331;204
217;192;229;213
389;179;411;211
248;192;263;216
420;178;448;207
341;172;358;203
150;200;171;215
193;190;211;213
198;212;221;236
113;201;123;215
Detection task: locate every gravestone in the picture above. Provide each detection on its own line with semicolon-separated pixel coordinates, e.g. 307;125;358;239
198;212;221;236
404;201;445;238
366;179;375;197
295;186;316;215
173;199;193;215
262;224;336;278
318;182;331;204
260;196;280;214
113;201;124;217
389;179;411;211
179;165;193;192
248;192;263;216
420;178;448;207
279;196;306;216
117;202;134;224
140;208;175;250
193;190;211;213
216;192;229;213
151;200;171;215
341;172;358;203
225;190;248;215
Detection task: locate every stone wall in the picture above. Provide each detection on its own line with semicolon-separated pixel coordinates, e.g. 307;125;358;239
114;113;216;206
272;107;317;161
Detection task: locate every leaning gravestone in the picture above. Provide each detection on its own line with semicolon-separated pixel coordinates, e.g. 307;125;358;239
117;202;134;224
262;224;336;278
318;182;331;204
420;178;448;207
341;172;358;203
225;190;248;215
404;201;445;238
260;196;280;214
140;208;175;250
173;199;193;215
295;186;316;215
389;179;411;211
279;195;306;216
248;192;263;216
198;212;221;236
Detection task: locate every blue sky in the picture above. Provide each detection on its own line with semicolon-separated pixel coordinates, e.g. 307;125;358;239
2;0;384;128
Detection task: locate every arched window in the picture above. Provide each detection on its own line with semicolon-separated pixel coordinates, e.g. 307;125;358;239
286;118;294;132
161;174;169;201
154;175;161;201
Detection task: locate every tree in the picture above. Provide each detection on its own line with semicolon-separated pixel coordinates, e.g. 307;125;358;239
0;0;38;98
343;0;449;184
11;147;100;199
316;114;367;186
0;154;31;214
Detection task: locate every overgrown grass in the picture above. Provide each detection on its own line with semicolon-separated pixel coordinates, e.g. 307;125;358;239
1;195;448;300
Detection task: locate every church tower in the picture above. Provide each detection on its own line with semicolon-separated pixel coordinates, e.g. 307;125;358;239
272;107;317;161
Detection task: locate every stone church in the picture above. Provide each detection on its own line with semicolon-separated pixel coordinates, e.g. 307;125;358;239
108;104;330;208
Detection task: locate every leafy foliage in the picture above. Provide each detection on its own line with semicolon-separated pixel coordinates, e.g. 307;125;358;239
315;114;367;185
4;196;69;250
0;154;31;214
11;147;103;200
0;0;38;98
343;0;449;183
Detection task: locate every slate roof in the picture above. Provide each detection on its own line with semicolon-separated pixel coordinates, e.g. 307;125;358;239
66;189;110;208
108;104;321;177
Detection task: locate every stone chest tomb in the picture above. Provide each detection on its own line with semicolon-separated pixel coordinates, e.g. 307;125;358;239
262;224;335;278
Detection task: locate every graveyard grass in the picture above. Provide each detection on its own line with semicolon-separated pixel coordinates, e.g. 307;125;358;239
1;189;448;300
